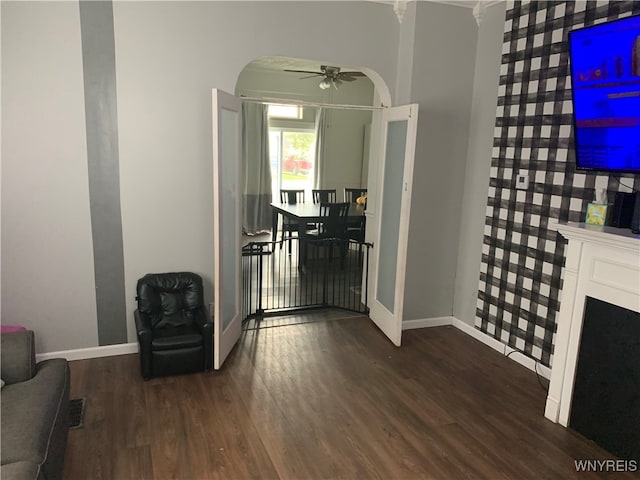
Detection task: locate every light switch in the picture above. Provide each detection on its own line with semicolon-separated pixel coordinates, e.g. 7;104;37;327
516;173;529;190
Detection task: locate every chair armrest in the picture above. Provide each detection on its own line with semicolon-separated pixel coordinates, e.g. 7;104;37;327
1;330;36;384
134;310;153;378
190;308;212;330
134;309;153;336
191;308;213;371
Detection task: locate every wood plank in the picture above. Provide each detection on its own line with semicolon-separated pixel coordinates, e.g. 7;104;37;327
63;312;640;479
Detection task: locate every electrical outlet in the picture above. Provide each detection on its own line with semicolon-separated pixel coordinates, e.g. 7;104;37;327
516;173;529;190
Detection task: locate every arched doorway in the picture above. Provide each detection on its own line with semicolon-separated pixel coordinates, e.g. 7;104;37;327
211;57;417;368
235;55;387;236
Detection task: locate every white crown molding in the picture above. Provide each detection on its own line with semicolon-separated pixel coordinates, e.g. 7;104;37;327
370;0;504;9
394;0;408;22
473;1;486;24
369;0;504;24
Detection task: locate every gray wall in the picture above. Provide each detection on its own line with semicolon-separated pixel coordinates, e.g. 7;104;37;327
2;0;511;353
402;2;479;321
1;1;401;352
2;2;99;352
112;1;400;344
79;0;128;345
454;2;507;326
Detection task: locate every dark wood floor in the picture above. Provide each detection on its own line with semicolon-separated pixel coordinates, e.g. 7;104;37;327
63;311;638;479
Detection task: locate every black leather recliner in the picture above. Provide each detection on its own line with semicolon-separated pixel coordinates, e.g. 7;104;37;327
134;272;213;379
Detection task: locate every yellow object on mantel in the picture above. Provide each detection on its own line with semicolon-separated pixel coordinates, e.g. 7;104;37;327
585;203;609;226
356;194;367;205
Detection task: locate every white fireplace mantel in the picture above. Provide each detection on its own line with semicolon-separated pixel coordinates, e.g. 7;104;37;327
545;221;640;426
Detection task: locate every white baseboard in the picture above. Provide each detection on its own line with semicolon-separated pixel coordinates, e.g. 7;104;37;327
36;342;139;362
450;317;508;352
504;346;552;379
544;396;560;423
36;316;552;381
403;316;454;330
403;316;551;380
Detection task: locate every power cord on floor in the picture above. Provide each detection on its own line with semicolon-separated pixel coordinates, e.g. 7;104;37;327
505;349;549;394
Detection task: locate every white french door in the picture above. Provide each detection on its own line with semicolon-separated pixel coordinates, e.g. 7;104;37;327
367;104;418;346
212;88;242;369
212;90;417;357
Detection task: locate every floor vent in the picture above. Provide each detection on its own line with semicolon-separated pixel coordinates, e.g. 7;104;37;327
69;397;86;429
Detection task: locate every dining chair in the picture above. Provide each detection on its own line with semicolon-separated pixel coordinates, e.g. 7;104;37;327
346;214;366;244
279;189;306;253
312;189;337;204
301;202;350;267
280;189;305;204
344;187;367;236
344;188;367;204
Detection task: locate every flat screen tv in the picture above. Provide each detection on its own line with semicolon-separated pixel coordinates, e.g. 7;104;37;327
569;14;640;173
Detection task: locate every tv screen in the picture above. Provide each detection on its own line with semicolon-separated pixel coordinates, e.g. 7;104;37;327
569;14;640;173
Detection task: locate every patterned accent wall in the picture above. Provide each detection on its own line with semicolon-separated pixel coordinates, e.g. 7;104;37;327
476;0;640;368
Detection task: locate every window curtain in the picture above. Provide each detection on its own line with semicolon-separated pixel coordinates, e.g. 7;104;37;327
242;102;272;234
313;108;326;189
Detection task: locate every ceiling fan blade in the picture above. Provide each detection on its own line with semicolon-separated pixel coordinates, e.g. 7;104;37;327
283;67;365;88
284;69;323;75
342;71;366;76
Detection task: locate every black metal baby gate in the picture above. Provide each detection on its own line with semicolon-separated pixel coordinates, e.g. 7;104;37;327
242;237;371;320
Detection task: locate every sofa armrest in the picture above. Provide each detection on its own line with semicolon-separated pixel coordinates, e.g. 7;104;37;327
1;330;36;385
1;358;70;480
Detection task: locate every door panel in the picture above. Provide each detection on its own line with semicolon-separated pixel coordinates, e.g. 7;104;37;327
212;88;242;369
376;119;408;312
368;104;418;346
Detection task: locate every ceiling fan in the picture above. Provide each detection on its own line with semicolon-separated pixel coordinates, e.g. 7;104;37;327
284;65;366;90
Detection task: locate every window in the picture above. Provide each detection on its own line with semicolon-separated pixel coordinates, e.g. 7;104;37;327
268;104;302;119
268;106;316;201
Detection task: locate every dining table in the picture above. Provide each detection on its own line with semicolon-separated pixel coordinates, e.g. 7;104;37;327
270;202;366;242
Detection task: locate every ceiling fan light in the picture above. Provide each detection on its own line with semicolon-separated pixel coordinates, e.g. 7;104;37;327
319;78;331;90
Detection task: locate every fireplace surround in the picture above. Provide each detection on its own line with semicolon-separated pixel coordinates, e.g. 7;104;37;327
570;296;639;460
545;222;640;434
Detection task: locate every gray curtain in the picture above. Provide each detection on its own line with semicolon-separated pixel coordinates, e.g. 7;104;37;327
242;102;272;234
313;108;326;189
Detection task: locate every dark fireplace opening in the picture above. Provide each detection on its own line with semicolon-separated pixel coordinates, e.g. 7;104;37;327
570;297;640;461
